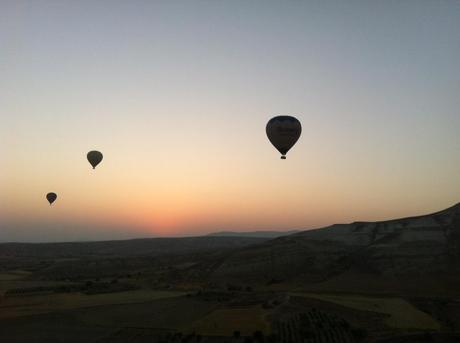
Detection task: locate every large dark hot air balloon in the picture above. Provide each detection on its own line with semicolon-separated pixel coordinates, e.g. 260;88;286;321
87;150;103;169
266;116;302;159
46;192;57;205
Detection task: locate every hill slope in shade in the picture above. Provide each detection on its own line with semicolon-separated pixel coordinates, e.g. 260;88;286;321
213;203;460;295
0;236;268;258
207;230;300;238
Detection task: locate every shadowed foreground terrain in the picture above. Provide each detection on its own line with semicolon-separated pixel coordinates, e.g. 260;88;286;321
1;203;460;342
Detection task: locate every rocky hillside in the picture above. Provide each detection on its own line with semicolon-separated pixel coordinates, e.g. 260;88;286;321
213;203;460;292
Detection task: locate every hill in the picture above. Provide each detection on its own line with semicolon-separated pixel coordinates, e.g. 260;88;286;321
2;204;459;295
0;236;268;258
213;203;460;295
207;230;300;238
2;204;460;343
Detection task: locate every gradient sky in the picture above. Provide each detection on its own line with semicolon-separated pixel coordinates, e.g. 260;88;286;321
1;1;459;242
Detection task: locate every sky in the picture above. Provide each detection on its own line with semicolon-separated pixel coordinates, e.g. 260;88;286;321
1;1;459;242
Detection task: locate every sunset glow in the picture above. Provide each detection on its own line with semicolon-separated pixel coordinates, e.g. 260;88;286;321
1;1;459;242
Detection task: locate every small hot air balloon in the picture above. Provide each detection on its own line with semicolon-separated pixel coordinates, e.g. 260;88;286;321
46;192;57;205
87;150;103;169
266;116;302;159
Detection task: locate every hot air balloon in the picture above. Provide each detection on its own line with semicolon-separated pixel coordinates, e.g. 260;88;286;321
87;150;103;169
46;192;57;205
266;116;302;159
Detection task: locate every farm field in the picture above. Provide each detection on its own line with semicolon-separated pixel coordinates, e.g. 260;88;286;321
183;305;271;336
0;295;220;343
72;296;218;329
0;271;31;281
291;292;441;330
0;290;186;319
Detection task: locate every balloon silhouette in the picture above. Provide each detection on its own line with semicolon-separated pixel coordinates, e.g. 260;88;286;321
87;150;103;169
46;192;57;205
266;116;302;159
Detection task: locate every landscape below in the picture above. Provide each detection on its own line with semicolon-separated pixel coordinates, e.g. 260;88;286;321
1;203;460;343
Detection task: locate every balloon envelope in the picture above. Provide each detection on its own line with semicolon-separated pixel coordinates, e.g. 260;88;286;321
46;192;57;205
266;116;302;159
87;150;103;169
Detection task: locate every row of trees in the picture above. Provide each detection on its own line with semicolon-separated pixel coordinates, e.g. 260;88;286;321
276;311;366;343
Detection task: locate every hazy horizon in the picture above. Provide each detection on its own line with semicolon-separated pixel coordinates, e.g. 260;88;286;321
1;200;459;244
2;1;459;242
